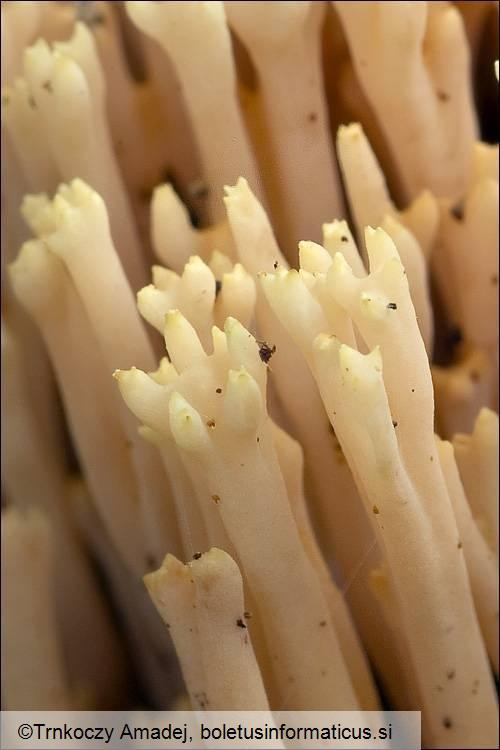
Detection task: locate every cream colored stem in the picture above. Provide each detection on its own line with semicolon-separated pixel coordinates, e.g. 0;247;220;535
334;2;477;200
437;438;498;672
127;1;263;222
2;320;129;708
9;242;147;574
178;436;359;710
272;422;380;711
312;339;496;748
151;185;235;272
23;31;147;289
146;549;270;710
2;508;74;710
453;409;499;558
227;2;343;260
23;182;182;566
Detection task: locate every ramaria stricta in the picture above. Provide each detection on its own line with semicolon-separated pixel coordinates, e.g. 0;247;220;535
1;2;498;748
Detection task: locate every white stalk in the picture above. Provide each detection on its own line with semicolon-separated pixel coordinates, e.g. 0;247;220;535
226;1;343;259
145;549;270;710
126;1;263;222
312;337;496;747
2;507;75;710
453;408;499;557
23;29;146;289
437;438;498;671
334;2;477;200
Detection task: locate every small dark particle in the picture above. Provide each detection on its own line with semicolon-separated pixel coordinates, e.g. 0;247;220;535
87;12;106;27
42;80;53;93
243;611;252;620
450;202;464;221
320;670;327;677
215;279;222;297
491;274;498;285
392;421;398;428
387;302;398;310
193;552;202;560
308;112;317;122
206;419;216;428
236;618;247;629
472;679;480;694
211;494;220;504
189;628;193;632
215;387;222;394
145;554;157;569
341;235;348;243
194;691;209;708
258;341;276;364
457;541;463;549
189;180;209;199
28;96;36;109
319;620;327;627
430;456;434;462
447;670;455;680
273;261;279;269
470;370;480;383
442;717;452;730
373;505;380;515
437;90;450;102
77;2;107;27
411;388;415;393
448;327;463;348
165;622;170;629
436;685;443;692
256;437;260;443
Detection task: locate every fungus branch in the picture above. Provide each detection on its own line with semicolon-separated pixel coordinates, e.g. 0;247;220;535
126;1;263;222
145;548;270;710
334;1;478;200
117;313;359;710
261;226;497;746
2;507;75;710
226;1;344;259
